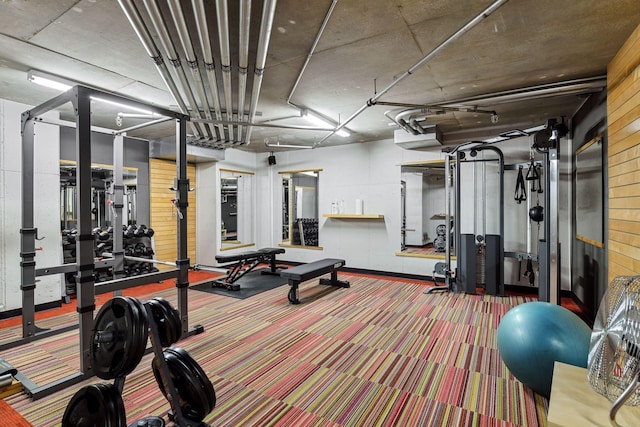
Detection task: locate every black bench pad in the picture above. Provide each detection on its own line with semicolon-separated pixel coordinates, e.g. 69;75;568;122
258;247;286;256
215;251;262;264
280;258;345;282
280;258;348;304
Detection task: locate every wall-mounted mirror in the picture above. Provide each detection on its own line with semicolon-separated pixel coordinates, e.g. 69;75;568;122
398;161;454;258
575;135;604;247
60;161;138;230
220;168;254;250
280;169;320;247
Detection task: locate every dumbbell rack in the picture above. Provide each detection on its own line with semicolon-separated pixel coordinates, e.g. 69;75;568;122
62;225;157;296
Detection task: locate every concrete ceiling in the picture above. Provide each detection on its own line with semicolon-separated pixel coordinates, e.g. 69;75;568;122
0;0;638;154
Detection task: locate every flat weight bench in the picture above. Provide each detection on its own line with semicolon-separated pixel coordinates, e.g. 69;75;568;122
280;258;350;304
213;247;286;291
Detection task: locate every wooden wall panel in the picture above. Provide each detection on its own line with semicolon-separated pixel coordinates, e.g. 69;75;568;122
149;158;196;266
608;23;640;279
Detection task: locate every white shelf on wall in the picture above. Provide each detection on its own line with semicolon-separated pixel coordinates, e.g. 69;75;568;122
322;214;384;219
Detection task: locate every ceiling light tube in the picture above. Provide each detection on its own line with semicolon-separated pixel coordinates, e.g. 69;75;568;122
27;70;74;91
302;110;350;137
90;96;154;115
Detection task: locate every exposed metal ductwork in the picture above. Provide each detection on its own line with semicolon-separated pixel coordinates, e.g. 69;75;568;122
117;0;202;140
312;0;511;148
191;0;226;142
384;76;606;137
244;0;278;145
117;0;279;148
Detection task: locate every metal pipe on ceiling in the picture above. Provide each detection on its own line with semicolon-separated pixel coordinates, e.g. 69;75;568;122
440;76;607;107
141;0;210;140
167;0;218;140
237;0;252;142
192;117;334;131
286;0;338;106
117;0;201;139
243;0;278;145
313;0;511;148
215;0;234;142
192;0;227;142
264;141;313;149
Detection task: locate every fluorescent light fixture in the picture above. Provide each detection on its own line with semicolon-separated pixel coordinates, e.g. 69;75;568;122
90;96;153;115
27;70;73;91
302;109;350;137
27;70;155;115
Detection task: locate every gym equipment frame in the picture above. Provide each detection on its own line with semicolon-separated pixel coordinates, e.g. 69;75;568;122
455;145;505;295
3;85;196;400
426;122;561;300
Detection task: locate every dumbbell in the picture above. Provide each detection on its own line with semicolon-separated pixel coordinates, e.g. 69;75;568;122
67;229;78;244
97;228;111;241
133;243;147;256
144;227;155;238
134;225;147;238
124;224;136;238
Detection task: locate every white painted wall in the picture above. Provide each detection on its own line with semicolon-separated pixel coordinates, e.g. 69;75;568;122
254;140;448;276
194;135;572;290
1;100;63;312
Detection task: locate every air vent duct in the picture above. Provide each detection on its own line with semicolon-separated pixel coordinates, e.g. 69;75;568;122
394;126;443;149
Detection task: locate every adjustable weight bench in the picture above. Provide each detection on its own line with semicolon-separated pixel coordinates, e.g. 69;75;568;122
213;247;285;291
280;258;350;304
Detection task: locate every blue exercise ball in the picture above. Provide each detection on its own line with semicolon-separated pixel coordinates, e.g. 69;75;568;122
497;301;591;397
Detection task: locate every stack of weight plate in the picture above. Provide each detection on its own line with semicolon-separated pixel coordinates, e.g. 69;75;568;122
61;296;216;427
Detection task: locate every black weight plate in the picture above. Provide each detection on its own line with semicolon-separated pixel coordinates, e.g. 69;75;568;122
62;384;126;427
153;298;182;346
152;346;216;422
91;296;149;379
127;416;165;427
146;299;174;348
125;297;150;376
168;347;215;413
95;383;127;427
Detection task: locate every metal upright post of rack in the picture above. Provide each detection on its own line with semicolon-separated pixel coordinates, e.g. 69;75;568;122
73;87;97;376
174;117;191;338
112;134;126;294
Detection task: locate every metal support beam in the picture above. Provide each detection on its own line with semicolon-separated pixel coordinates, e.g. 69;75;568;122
536;142;561;304
112;134;126;296
20;115;37;338
175;118;190;337
74;87;96;375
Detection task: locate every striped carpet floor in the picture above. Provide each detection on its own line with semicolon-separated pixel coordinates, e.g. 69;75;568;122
2;274;548;426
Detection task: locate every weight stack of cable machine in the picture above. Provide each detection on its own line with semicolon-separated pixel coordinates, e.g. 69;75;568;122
459;233;503;295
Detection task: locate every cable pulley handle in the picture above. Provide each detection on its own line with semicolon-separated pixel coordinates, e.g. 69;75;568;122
514;166;527;204
536;165;543;194
525;160;539;181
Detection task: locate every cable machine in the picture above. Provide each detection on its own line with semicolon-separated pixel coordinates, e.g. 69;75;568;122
426;119;564;300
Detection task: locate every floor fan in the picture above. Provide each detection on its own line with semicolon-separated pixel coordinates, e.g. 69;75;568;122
587;276;640;425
